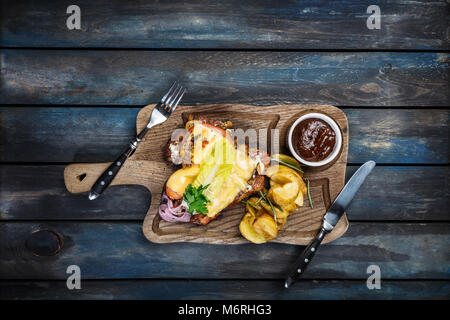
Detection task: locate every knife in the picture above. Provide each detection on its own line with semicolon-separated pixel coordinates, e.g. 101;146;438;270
284;160;376;288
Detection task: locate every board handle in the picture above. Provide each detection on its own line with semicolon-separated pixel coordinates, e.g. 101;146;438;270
64;160;170;195
65;161;168;236
64;163;110;194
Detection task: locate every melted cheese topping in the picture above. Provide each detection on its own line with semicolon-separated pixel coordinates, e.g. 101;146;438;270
206;145;256;217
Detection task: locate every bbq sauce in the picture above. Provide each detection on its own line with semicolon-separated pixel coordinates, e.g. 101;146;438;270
292;118;336;162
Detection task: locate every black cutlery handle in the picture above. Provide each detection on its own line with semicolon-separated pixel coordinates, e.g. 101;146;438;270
88;140;137;199
284;227;328;288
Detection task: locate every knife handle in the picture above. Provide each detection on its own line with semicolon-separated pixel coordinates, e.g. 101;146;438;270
284;227;328;288
88;139;138;199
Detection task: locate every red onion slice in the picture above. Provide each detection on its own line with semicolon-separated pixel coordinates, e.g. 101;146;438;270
159;193;191;222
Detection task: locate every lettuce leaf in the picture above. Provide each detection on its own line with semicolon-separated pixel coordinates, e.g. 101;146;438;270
192;138;235;201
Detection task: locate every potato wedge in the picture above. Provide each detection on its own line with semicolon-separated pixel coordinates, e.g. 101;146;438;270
271;182;299;206
298;178;307;196
266;188;275;201
245;197;261;216
266;188;296;212
271;154;303;175
253;213;278;240
241;159;308;244
239;204;278;244
271;171;298;186
268;165;307;197
281;201;298;212
294;190;304;206
260;200;289;222
239;212;267;244
276;216;287;230
267;165;302;181
265;165;282;179
269;180;276;188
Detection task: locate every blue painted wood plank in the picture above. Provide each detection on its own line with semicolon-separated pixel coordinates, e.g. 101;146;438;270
1;280;449;300
0;107;140;163
0;165;151;220
1;0;448;50
1;222;448;280
344;109;449;164
0;165;448;221
1;51;448;106
1;107;447;163
345;166;449;221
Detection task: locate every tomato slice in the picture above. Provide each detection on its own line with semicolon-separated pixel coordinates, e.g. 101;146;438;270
179;122;233;165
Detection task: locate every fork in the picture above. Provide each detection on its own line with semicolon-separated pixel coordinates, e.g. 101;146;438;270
88;82;186;200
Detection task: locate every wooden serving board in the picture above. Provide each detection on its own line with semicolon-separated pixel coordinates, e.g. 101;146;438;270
64;104;349;245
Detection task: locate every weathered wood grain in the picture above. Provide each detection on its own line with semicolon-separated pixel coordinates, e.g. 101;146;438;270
344;166;450;221
345;110;449;164
0;165;151;220
1;166;448;221
1;0;448;50
1;107;448;164
1;280;449;300
1;222;448;280
1;50;448;106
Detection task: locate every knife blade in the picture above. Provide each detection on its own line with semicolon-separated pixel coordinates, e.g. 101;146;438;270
284;160;376;288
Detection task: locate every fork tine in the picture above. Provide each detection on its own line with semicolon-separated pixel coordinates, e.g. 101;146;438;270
169;88;186;113
161;82;177;104
165;84;182;109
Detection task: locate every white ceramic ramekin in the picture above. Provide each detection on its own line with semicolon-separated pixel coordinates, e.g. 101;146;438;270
288;113;342;167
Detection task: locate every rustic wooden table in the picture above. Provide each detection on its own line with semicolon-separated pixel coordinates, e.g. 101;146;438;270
0;0;449;300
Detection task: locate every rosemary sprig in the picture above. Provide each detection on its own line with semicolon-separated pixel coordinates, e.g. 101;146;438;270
273;159;304;173
255;191;267;204
240;199;261;210
271;201;283;212
306;178;314;209
259;190;277;226
258;190;267;202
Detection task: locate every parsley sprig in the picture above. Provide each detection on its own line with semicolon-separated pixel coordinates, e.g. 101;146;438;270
183;184;210;215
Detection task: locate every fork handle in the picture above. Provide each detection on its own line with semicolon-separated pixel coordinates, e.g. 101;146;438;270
88;138;139;200
137;125;150;140
88;115;158;200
